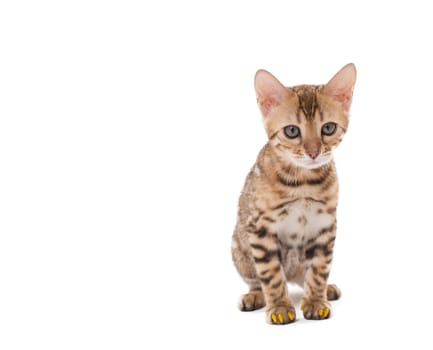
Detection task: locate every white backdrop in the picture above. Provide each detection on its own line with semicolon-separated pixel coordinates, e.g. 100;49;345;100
1;1;432;349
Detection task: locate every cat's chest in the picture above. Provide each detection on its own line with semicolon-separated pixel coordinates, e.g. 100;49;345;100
271;199;334;245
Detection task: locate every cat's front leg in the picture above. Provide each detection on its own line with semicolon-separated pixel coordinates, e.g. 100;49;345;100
301;225;337;320
249;227;296;324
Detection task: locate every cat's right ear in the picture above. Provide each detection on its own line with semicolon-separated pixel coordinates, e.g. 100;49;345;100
254;70;288;117
324;63;357;112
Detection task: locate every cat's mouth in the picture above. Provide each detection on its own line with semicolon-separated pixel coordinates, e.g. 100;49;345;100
289;153;333;169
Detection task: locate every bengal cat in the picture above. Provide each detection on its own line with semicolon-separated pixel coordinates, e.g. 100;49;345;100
231;64;356;324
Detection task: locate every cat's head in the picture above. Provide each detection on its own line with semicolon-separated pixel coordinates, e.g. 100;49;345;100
254;64;356;169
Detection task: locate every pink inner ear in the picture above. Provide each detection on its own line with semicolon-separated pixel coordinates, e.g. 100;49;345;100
325;64;356;112
331;90;352;111
255;70;287;117
259;95;280;116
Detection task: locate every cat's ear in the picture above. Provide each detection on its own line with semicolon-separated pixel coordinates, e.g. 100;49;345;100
254;70;289;117
324;63;357;112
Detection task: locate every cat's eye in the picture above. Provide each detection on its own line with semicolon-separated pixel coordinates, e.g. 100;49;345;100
283;125;301;139
321;122;337;136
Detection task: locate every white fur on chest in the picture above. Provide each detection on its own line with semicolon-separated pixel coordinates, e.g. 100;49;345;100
272;199;334;245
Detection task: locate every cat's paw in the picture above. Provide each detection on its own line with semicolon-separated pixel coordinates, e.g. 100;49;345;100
266;305;296;325
327;284;341;301
301;299;331;320
238;290;265;311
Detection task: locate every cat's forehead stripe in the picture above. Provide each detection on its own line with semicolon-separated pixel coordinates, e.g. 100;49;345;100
294;86;319;121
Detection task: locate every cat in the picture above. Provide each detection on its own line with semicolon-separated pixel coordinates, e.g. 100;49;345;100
231;64;356;324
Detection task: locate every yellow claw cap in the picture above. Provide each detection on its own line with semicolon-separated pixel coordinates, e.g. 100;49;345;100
287;312;294;321
300;303;304;310
271;314;277;323
318;309;324;317
278;313;284;323
324;308;330;318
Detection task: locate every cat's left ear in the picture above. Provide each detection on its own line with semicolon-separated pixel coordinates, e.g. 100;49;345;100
324;63;357;112
254;70;289;117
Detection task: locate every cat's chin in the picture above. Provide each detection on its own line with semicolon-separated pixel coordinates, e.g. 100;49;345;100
289;154;333;170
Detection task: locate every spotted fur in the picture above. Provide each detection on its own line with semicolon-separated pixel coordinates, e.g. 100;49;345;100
232;64;356;324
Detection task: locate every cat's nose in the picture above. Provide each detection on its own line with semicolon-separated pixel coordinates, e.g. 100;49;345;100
307;151;319;159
